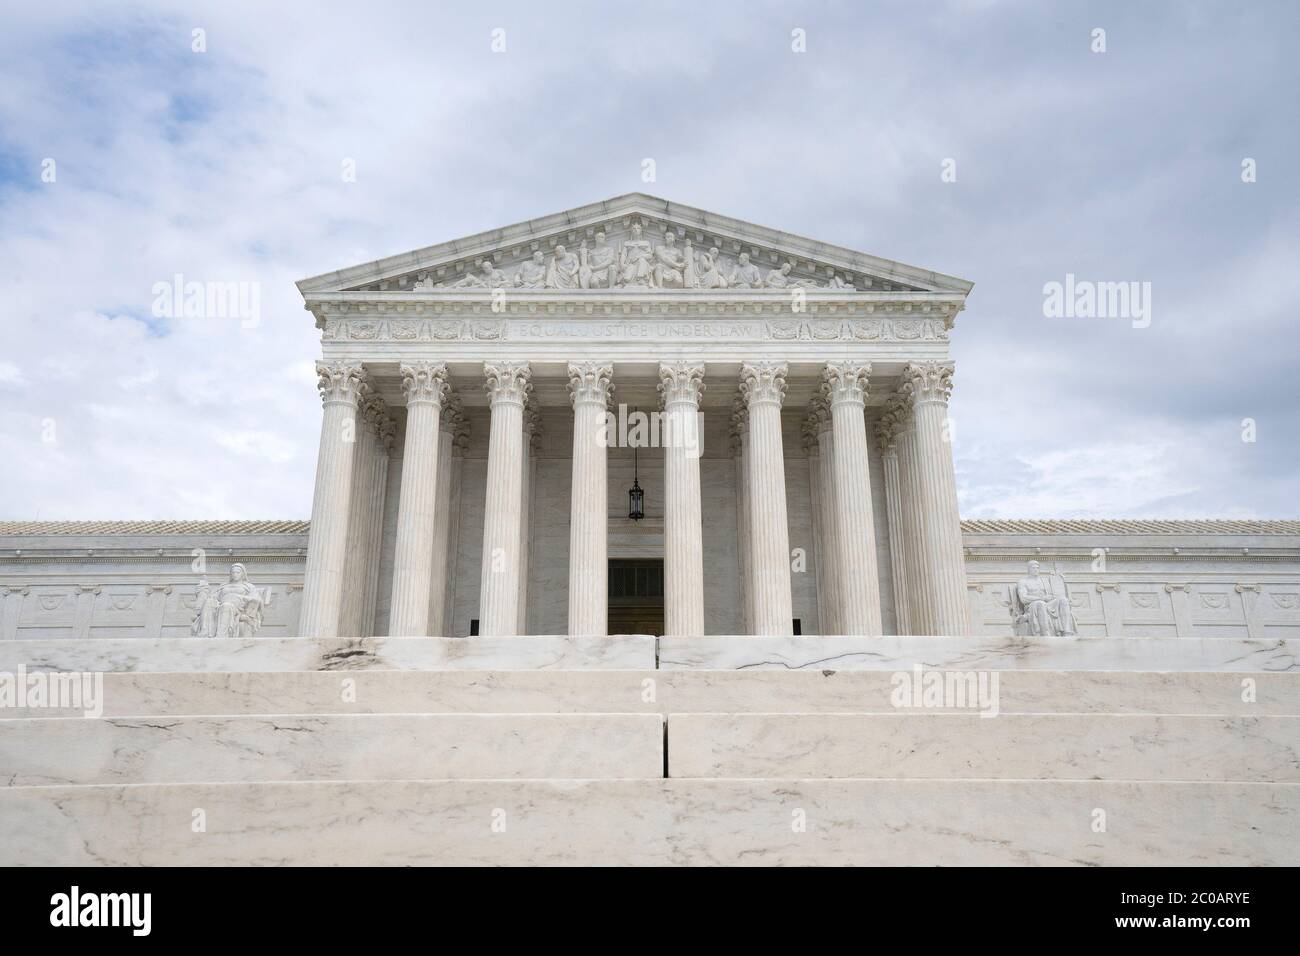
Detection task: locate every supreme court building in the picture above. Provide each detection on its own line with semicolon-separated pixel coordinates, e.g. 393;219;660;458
294;193;970;641
4;195;1298;643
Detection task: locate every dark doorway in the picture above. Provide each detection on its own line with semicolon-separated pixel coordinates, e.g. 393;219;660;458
608;559;665;636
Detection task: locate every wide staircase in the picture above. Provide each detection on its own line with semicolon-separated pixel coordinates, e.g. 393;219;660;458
2;634;1297;865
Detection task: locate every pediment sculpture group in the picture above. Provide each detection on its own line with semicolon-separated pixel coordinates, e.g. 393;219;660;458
414;223;857;292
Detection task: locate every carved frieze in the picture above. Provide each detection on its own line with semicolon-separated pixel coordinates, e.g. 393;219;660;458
377;220;896;294
316;315;950;345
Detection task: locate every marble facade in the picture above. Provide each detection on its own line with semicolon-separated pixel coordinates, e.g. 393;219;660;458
1;195;1298;639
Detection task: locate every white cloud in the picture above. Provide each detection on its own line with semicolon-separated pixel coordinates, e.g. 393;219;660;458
0;0;1295;520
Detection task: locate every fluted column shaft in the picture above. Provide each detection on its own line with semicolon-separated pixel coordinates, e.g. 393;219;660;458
876;408;910;636
517;405;540;634
804;434;827;634
426;401;459;636
389;363;449;636
338;396;376;636
741;362;793;636
895;411;928;635
340;393;390;636
660;362;706;636
825;362;883;636
441;429;469;636
902;362;971;635
480;362;531;636
567;362;613;636
731;401;754;634
814;409;841;635
300;362;365;638
359;415;392;637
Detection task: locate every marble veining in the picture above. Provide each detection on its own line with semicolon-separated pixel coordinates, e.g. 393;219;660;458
1;778;1295;866
657;635;1300;672
667;713;1300;781
0;713;663;786
0;634;656;674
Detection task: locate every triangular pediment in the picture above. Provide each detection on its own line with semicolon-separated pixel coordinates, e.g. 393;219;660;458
296;193;972;297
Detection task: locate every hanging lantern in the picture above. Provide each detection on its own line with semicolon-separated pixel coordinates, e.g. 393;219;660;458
628;477;645;521
628;409;645;520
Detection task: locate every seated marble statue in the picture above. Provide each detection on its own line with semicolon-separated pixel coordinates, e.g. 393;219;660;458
729;252;762;289
579;233;616;289
191;563;266;639
696;247;728;288
545;244;580;289
650;232;687;288
1010;560;1077;637
618;223;653;287
514;250;548;289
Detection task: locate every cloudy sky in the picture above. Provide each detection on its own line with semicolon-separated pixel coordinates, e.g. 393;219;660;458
1;0;1296;521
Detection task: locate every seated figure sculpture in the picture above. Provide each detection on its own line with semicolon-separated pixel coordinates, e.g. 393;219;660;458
192;563;267;639
1009;560;1077;637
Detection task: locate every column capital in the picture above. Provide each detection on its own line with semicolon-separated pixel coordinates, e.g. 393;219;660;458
823;361;872;407
485;361;532;406
658;361;706;407
901;361;955;405
567;361;614;408
739;361;788;408
316;361;366;407
400;362;450;407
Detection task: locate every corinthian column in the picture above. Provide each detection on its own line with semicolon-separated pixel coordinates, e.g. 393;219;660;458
300;361;365;638
338;385;377;637
389;362;450;636
730;398;754;634
812;399;841;635
740;361;793;636
875;405;910;635
901;361;971;635
518;402;542;634
567;362;613;636
892;393;927;635
426;397;461;635
340;391;392;637
802;409;828;635
659;361;706;636
479;361;531;636
824;361;883;636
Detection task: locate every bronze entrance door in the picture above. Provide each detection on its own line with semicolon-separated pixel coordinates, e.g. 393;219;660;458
607;559;664;636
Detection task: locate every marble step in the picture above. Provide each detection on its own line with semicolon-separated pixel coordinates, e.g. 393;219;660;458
2;778;1295;866
667;713;1300;782
0;713;663;786
7;635;1297;676
0;634;656;673
658;635;1300;671
5;668;1298;719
